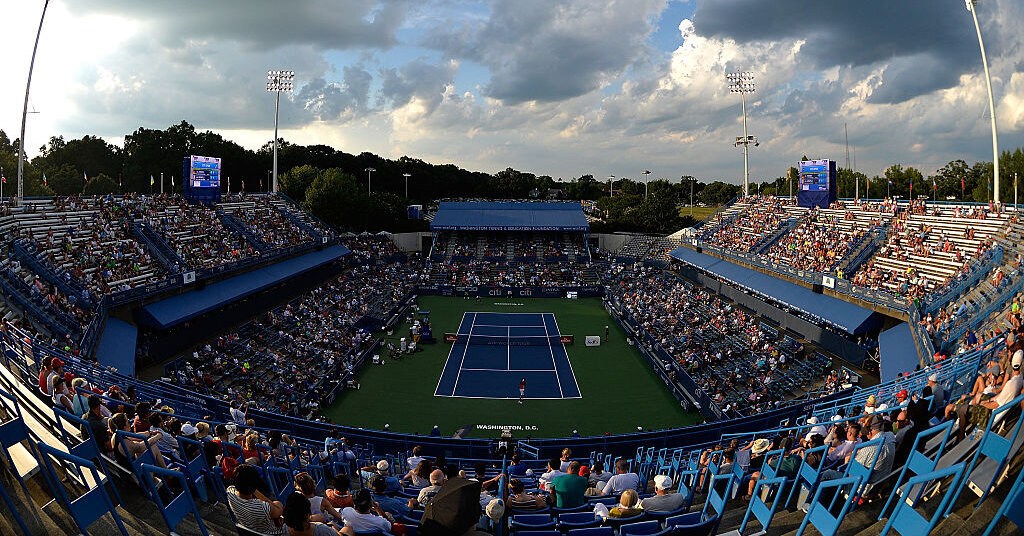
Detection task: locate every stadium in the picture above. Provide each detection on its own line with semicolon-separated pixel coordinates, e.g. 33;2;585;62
1;2;1023;536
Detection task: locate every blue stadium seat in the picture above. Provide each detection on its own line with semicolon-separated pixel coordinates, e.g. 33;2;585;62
739;475;786;535
946;393;1024;515
114;430;161;500
51;406;123;506
619;520;667;535
141;463;211;536
0;389;39;498
880;463;965;536
879;420;954;519
665;512;717;536
36;442;129;536
982;456;1024;536
567;528;613;536
511;513;556;532
176;435;211;502
557;511;600;531
796;476;861;536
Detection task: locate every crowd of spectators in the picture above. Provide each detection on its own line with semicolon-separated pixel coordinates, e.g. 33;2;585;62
603;263;820;415
430;260;595;287
169;247;425;419
763;207;867;273
19;195;165;294
699;196;799;253
127;193;258;270
225;195;311;249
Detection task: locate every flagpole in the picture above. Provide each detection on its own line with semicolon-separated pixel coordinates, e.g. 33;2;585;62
160;173;164;195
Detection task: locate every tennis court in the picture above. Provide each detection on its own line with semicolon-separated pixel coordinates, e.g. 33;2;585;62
434;312;581;399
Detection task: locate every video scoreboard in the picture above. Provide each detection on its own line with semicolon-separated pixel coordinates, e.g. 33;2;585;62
187;155;221;188
797;159;836;208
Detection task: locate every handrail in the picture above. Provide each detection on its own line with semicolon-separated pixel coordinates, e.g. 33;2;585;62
922;246;1003;315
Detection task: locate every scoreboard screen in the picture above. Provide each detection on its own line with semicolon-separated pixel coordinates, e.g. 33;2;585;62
799;159;830;192
187;155;221;188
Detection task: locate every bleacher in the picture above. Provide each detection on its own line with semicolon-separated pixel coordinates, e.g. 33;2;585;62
697;196;809;254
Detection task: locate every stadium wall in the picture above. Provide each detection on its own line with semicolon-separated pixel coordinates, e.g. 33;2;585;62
676;265;868;366
390;232;429;252
416;285;604;298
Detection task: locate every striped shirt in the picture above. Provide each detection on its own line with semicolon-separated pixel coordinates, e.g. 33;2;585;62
227;487;285;535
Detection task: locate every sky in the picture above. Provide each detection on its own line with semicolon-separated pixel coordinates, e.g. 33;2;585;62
3;0;1024;184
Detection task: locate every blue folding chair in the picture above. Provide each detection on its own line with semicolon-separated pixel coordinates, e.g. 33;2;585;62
141;463;211;536
567;528;613;536
114;430;161;499
511;513;556;532
880;463;965;536
0;389;38;497
304;463;328;494
795;476;862;536
982;456;1024;536
176;435;210;502
702;473;733;534
641;503;689;524
516;531;559;536
840;437;884;506
665;512;718;536
51;407;123;503
878;420;954;520
266;466;295;503
35;442;129;536
946;393;1024;515
675;468;699;511
787;443;830;509
620;519;668;535
738;475;786;535
557;511;600;531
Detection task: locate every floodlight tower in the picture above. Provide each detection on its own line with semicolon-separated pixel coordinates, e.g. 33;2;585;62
267;70;294;193
365;167;376;195
642;170;651;199
726;71;757;197
966;0;1000;204
403;173;412;198
18;0;51;204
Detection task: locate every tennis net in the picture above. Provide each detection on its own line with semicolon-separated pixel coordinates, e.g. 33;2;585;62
444;333;574;346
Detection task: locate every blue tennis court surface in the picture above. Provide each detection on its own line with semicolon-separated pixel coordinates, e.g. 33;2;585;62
434;312;581;399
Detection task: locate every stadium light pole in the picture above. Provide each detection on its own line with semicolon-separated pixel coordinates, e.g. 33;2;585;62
966;0;1000;204
365;167;375;195
726;71;757;197
642;170;651;199
17;0;51;205
403;173;411;198
608;175;615;197
267;70;294;194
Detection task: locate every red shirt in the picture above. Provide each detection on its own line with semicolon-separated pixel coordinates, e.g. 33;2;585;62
520;380;526;390
38;368;50;394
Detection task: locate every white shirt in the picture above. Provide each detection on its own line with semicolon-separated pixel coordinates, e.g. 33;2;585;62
340;507;391;533
994;373;1023;407
230;407;246;425
539;469;564;489
407;455;425;471
602;472;640;495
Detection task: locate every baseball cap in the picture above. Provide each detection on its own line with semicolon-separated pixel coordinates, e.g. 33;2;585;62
654;475;673;490
51;357;63;368
486;498;505;522
868;415;886;432
181;423;198;436
807;416;819;425
1013;350;1023;370
928;373;938;382
579;465;590;477
376;459;390;472
896;389;908;399
866;395;877;406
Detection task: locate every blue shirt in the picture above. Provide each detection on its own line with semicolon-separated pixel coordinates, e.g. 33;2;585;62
372;493;411;517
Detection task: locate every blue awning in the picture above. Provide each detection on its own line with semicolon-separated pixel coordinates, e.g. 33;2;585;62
879;323;922;382
140;245;348;329
669;246;877;335
95;318;138;376
430;202;589;231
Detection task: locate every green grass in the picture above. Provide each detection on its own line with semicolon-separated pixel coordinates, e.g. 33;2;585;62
322;296;702;439
679;206;720;221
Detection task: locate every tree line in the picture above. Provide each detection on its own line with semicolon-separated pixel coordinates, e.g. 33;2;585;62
2;120;1023;233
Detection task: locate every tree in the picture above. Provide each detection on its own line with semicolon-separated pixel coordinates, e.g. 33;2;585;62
83;174;118;196
280;164;320;201
303;169;368;230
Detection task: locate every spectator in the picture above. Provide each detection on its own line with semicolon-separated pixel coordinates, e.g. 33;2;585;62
639;475;684;512
589;461;612;488
339;488;393;534
283;492;342;536
407;445;426;472
404;459;433;487
295;472;343;524
558;448;572;472
228;464;285;535
325;474;353;510
819;415;896;487
370;475;415;518
417;469;447;507
549;461;588;508
538;457;564;490
107;412;167;468
360;460;402;495
602;458;640;495
507;478;546;510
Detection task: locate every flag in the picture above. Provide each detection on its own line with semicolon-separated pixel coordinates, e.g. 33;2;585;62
933;179;937;190
909;177;913;191
118;175;122;188
961;176;965;191
83;171;88;183
260;179;264;191
42;173;47;187
150;175;154;186
241;180;245;191
888;179;894;186
1;176;6;184
171;175;175;187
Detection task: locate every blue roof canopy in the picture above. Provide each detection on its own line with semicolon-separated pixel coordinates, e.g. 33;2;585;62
669;246;878;335
430;202;589;231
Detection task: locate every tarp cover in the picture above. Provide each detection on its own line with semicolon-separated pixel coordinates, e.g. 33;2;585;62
669;246;877;334
141;245;348;329
95;318;138;376
879;322;922;382
430;202;589;231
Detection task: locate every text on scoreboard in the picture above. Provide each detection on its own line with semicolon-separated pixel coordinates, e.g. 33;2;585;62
188;155;221;188
799;159;831;192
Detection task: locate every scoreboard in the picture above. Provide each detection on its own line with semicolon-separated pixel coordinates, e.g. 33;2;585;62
799;159;830;191
797;159;836;208
187;155;221;188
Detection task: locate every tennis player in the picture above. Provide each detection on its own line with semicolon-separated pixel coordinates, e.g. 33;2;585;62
518;378;526;404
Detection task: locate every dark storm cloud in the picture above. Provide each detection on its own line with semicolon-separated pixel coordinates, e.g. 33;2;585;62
379;59;457;111
65;0;409;51
692;0;978;103
421;0;665;104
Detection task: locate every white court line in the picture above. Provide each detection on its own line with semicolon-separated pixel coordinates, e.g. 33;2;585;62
542;313;565;398
434;313;474;396
549;313;582;398
449;313;477;397
460;368;557;372
434;394;582;400
507;326;511;371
